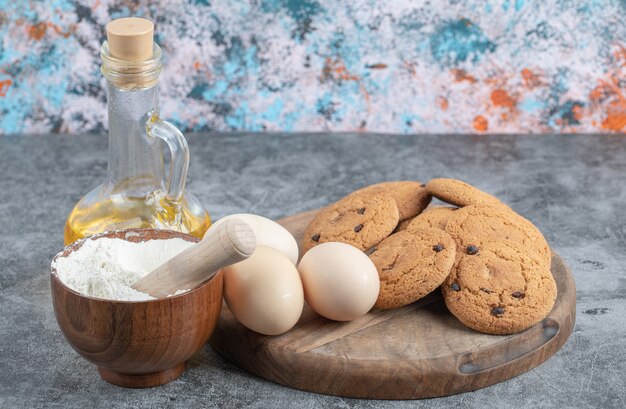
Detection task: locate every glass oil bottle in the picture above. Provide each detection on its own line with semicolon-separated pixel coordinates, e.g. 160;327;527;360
64;18;211;244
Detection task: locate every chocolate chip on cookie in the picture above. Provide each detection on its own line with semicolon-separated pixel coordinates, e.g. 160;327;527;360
491;306;505;317
433;243;445;252
512;291;525;299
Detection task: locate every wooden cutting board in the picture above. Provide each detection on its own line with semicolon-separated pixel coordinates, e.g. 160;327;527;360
209;209;576;399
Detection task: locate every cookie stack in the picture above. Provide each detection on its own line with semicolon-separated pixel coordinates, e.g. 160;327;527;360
303;178;557;335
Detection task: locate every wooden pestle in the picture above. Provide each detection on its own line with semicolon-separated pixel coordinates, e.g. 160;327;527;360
133;219;256;298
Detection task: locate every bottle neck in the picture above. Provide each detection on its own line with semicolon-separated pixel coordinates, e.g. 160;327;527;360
101;41;165;196
106;82;163;194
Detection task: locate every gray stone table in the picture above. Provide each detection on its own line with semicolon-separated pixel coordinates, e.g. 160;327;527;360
0;133;624;409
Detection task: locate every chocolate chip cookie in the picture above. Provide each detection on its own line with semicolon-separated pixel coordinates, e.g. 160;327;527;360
346;181;431;221
426;178;505;208
303;195;399;253
370;228;456;309
406;206;458;231
444;205;551;268
442;240;557;334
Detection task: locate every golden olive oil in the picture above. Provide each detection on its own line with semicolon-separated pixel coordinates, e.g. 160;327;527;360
64;193;211;245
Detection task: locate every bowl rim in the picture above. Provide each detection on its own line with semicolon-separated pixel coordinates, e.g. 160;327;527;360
50;228;220;304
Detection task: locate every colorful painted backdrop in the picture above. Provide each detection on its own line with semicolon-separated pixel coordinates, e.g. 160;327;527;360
0;0;625;134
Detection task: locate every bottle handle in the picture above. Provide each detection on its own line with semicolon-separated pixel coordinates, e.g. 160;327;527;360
146;115;189;202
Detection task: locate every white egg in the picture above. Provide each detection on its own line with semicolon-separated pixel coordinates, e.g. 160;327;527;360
298;242;380;321
211;213;299;264
223;245;304;335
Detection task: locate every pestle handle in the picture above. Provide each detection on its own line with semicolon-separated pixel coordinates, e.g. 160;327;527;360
133;218;256;298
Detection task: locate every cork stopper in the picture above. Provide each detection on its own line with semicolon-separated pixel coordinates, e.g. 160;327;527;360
106;17;154;61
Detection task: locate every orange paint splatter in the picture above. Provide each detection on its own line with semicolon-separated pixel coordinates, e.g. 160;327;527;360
590;83;609;102
437;96;449;111
28;22;47;40
193;61;201;71
0;79;11;96
521;68;542;88
321;58;371;115
491;89;517;109
322;58;360;82
473;115;488;132
572;104;584;122
27;21;73;40
601;109;626;131
450;69;477;83
483;77;502;87
361;84;371;105
48;22;73;38
597;78;626;131
588;44;626;132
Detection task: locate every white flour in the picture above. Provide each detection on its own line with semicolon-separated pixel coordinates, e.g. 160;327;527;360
53;237;196;301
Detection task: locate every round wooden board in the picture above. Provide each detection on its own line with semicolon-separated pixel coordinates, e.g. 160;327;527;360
209;209;576;400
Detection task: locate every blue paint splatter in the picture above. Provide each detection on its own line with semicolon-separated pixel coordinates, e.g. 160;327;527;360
263;98;284;122
519;98;545;112
400;113;425;133
187;83;208;100
261;0;321;20
430;19;496;66
548;100;585;126
225;101;252;130
201;81;229;102
316;93;335;120
109;6;132;20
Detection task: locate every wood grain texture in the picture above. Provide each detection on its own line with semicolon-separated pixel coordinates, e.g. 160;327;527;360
51;229;224;388
133;219;255;297
210;209;576;399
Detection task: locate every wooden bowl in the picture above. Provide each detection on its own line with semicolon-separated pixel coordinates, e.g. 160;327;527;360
50;229;223;388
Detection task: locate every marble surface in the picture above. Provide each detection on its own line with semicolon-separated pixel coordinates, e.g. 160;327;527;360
0;133;624;409
2;1;626;134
